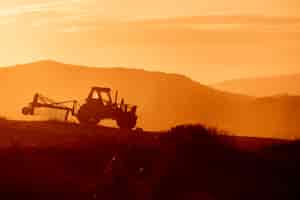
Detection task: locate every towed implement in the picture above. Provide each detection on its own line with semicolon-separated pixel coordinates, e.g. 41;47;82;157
22;87;138;129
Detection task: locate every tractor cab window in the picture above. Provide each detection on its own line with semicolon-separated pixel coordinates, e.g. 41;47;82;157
90;91;104;104
101;92;111;105
91;91;100;99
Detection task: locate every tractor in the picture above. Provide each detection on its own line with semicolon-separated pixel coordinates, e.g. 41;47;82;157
22;87;138;129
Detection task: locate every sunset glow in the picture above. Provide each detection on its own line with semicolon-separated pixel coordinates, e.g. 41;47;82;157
0;1;300;198
0;0;299;83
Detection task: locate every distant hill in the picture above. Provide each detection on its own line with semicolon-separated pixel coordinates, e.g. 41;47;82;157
213;74;300;97
0;60;300;138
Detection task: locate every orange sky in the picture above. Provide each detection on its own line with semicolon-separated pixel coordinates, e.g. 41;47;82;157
0;0;299;83
1;0;300;18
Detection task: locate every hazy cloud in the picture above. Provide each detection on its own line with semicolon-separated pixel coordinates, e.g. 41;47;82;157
0;1;64;17
0;0;108;31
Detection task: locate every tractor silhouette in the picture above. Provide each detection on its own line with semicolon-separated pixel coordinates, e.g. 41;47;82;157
22;87;138;129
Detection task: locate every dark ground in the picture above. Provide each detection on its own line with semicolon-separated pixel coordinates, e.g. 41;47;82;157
0;120;299;200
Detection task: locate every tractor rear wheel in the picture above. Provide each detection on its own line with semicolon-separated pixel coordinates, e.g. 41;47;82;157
77;104;100;125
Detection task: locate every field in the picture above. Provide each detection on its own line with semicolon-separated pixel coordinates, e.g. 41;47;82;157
0;119;299;200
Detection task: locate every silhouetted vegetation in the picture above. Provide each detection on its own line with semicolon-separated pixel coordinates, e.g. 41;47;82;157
0;121;298;199
154;125;299;200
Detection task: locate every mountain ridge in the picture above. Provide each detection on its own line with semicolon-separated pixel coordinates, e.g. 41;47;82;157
0;60;299;138
213;74;300;97
7;59;252;99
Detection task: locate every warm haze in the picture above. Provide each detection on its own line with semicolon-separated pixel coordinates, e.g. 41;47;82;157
0;1;300;199
0;0;300;83
1;0;300;137
1;60;300;139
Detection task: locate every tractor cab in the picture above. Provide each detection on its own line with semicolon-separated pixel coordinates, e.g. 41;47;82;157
87;87;113;106
76;86;137;128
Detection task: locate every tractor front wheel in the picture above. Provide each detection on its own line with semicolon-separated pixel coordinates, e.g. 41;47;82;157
117;116;137;129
